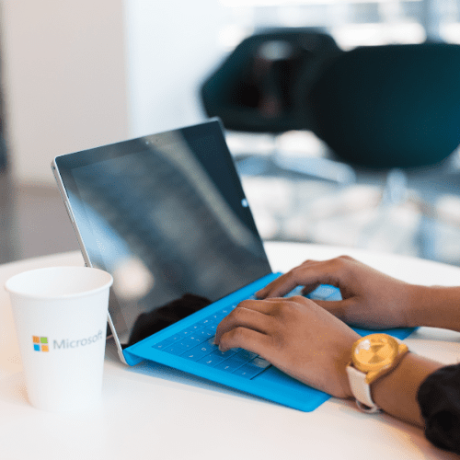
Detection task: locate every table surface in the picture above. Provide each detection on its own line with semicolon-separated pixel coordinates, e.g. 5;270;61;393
1;242;460;460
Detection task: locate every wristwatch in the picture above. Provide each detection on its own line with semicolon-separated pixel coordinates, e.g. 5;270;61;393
346;333;409;413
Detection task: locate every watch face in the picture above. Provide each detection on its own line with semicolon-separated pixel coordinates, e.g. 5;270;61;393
352;334;399;373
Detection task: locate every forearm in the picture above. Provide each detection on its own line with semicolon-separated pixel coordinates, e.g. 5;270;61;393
407;285;460;331
371;353;443;427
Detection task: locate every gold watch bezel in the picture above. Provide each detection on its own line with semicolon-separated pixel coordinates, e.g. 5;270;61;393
351;333;409;385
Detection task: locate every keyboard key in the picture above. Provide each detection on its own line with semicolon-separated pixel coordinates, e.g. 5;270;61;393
286;286;304;297
163;342;189;356
177;341;198;351
169;333;184;342
198;354;226;367
213;314;228;324
192;341;215;356
235;349;258;361
198;329;214;340
251;357;271;369
199;320;217;332
210;348;237;359
214;358;245;373
153;338;174;350
232;363;266;379
207;313;224;323
307;285;340;301
179;334;205;347
325;289;342;301
182;345;212;362
214;352;247;368
182;327;202;336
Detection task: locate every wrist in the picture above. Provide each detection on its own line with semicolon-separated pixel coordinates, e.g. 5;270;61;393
372;352;443;426
345;333;445;426
406;285;460;331
404;284;430;328
338;331;361;400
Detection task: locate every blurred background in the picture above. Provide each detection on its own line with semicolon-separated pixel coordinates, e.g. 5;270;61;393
1;0;460;267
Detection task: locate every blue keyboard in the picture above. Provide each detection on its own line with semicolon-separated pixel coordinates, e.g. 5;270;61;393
150;284;341;380
152;301;271;379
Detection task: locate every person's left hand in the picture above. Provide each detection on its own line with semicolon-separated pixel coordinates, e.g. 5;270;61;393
214;296;360;399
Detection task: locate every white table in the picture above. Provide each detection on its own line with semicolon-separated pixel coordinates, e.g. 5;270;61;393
1;242;460;460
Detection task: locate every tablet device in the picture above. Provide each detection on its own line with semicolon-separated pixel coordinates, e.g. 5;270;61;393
52;119;414;411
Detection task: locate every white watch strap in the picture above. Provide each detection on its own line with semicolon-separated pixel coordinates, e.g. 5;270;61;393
346;365;380;413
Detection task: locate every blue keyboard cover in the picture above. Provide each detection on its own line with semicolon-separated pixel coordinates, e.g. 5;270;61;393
145;284;414;379
124;276;415;411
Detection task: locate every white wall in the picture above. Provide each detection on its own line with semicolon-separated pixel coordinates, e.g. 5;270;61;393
0;0;229;185
1;0;129;186
123;0;227;138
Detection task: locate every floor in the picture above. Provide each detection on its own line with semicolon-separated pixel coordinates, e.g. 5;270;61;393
2;145;460;268
241;167;460;266
236;143;460;267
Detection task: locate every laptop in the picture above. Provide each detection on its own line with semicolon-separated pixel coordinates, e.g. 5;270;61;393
52;119;414;411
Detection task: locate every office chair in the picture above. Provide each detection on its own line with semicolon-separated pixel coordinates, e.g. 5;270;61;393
306;43;460;258
200;28;355;183
308;43;460;169
202;38;460;259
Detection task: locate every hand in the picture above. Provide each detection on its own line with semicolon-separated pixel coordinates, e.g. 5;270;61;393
256;256;415;330
215;296;360;398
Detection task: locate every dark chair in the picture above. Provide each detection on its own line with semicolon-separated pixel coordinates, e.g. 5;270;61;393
308;43;460;169
201;37;460;259
307;43;460;259
200;28;355;183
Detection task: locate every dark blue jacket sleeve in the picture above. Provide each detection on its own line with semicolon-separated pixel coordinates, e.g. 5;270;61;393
417;364;460;454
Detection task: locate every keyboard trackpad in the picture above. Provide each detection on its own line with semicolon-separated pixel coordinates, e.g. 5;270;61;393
253;366;330;412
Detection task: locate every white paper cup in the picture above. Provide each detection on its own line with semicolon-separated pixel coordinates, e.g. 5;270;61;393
5;266;113;412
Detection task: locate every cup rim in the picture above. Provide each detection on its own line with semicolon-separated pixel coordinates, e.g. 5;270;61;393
5;266;113;300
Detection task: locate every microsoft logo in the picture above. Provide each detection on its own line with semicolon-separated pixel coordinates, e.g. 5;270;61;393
33;336;49;352
54;331;103;350
31;331;103;353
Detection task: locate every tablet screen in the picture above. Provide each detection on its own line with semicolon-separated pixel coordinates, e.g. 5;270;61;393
54;121;271;346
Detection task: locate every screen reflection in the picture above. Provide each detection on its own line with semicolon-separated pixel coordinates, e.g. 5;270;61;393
60;123;271;345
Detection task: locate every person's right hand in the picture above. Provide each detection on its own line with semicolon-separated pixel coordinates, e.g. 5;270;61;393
256;256;418;330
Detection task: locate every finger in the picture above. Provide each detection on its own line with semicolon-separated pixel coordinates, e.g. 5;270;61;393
258;256;358;299
215;305;274;344
237;297;302;316
300;282;322;295
256;270;311;299
256;276;298;299
309;298;356;323
218;326;273;355
237;298;282;312
256;260;318;299
259;263;343;299
256;259;323;299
